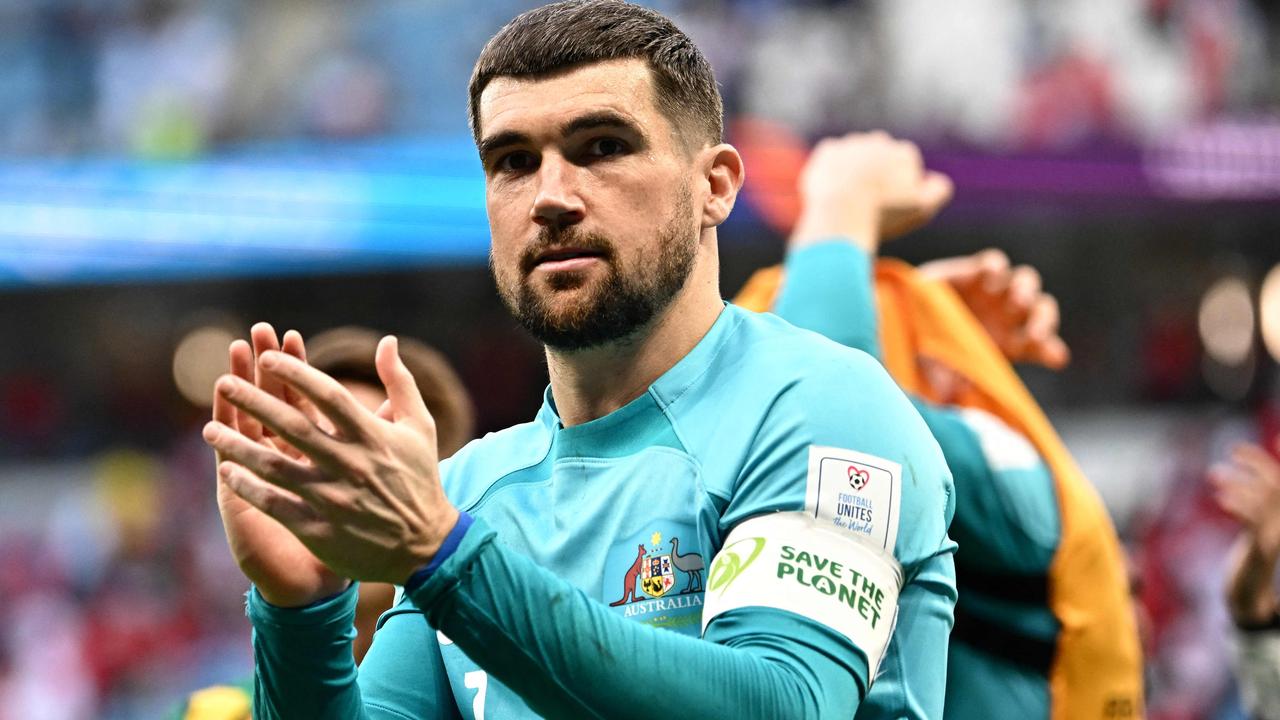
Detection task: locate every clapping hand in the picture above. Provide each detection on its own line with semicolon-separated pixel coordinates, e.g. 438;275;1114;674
1212;441;1280;558
206;325;458;606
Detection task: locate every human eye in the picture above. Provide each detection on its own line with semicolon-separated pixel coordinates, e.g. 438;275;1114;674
495;150;538;174
585;137;629;159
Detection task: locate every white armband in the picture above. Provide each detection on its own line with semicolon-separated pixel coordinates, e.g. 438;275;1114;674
701;512;903;677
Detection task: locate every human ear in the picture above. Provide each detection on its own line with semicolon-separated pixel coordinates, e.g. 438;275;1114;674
700;143;745;228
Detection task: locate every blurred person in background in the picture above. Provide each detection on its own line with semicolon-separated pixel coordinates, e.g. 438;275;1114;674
1211;440;1280;720
97;0;235;158
735;131;1145;719
175;324;474;720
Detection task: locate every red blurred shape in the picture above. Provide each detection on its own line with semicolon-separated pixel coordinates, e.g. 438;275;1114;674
730;117;809;234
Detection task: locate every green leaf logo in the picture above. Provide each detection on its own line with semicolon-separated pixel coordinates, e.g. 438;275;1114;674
708;537;766;595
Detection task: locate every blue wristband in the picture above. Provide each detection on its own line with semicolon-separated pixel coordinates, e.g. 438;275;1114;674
404;512;474;593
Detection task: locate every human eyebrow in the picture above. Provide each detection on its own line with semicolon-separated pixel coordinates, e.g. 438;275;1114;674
477;130;531;164
560;111;646;142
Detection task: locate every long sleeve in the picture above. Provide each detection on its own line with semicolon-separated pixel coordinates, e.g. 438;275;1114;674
774;240;881;359
409;517;867;719
247;584;457;720
245;517;866;719
773;239;1065;717
773;239;1058;573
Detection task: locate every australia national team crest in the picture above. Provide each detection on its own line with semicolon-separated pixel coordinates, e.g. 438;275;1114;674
641;553;675;597
605;527;706;635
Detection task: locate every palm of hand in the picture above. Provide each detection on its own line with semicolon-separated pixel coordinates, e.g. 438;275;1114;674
216;468;344;606
213;332;347;607
208;327;458;604
1213;442;1280;556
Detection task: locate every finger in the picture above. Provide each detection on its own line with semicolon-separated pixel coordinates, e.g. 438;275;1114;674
917;249;1008;305
1026;292;1058;333
252;322;287;405
280;330;324;428
376;336;435;436
267;331;316;461
896;139;923;169
219;462;314;530
229;339;264;442
213;341;242;428
257;351;373;441
215;374;341;463
375;399;395;423
204;421;317;494
917;253;987;286
1222;478;1268;517
1023;296;1064;364
1231;443;1270;473
1022;294;1057;341
916;256;978;284
1037;336;1072;370
1210;462;1258;504
230;338;256;380
281;329;308;363
1008;266;1042;315
1213;486;1255;523
1209;463;1238;487
977;252;1013;297
1232;444;1280;484
918;171;954;215
212;342;242;466
973;249;1011;292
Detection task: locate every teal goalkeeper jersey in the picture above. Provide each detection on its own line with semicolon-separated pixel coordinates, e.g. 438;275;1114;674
773;241;1063;720
247;303;957;719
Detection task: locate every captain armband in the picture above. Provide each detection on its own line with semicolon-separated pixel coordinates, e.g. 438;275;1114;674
700;512;903;677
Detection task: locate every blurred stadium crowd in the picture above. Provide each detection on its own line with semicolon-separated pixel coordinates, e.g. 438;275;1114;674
2;0;1280;718
1;0;1278;157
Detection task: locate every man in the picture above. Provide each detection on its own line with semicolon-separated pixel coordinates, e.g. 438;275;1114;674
1212;439;1280;719
176;324;476;719
202;2;957;718
735;132;1145;719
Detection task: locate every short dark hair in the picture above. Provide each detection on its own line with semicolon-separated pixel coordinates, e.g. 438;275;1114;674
468;0;723;148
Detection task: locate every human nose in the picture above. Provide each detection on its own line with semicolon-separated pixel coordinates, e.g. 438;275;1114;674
530;155;585;229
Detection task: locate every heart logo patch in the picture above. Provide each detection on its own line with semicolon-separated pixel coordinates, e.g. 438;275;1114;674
848;465;871;491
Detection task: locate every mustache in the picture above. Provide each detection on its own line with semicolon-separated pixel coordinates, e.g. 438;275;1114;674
518;227;617;275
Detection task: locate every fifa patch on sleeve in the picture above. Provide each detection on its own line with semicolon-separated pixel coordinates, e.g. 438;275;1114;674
805;445;902;553
701;512;902;678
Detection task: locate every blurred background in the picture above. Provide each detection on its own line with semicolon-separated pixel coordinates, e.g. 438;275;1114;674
0;0;1278;717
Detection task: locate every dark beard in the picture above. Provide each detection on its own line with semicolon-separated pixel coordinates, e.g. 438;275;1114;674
494;193;698;352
